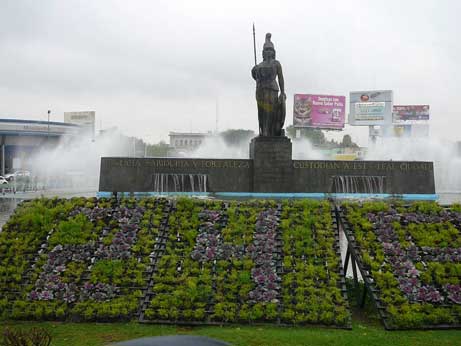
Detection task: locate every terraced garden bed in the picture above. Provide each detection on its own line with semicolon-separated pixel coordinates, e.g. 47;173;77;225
0;198;350;328
339;201;461;329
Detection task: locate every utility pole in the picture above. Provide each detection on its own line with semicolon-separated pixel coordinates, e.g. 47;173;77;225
215;97;219;134
47;110;51;141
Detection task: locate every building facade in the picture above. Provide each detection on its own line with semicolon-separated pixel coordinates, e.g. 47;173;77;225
168;131;213;156
0;119;80;175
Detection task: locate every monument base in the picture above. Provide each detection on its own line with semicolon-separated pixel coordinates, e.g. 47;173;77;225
99;153;436;195
249;136;293;193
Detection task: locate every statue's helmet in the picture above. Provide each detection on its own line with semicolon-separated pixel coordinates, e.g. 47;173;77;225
263;33;274;51
262;33;276;59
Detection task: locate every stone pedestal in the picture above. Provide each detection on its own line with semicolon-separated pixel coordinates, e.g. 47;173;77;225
249;136;293;193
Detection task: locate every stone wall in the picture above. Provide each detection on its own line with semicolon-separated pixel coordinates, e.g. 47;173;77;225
292;160;435;194
99;157;435;194
99;157;252;193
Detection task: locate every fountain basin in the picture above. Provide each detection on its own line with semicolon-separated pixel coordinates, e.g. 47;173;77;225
100;134;434;197
96;191;438;201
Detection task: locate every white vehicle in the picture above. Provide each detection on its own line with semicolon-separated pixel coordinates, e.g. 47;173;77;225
0;176;8;184
5;170;31;181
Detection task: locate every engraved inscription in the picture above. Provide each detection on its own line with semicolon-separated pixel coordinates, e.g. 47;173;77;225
108;158;250;169
293;161;432;172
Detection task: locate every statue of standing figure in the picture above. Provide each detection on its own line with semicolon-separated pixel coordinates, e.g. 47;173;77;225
251;33;286;137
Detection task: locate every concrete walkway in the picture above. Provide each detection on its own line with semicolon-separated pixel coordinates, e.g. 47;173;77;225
0;188;96;200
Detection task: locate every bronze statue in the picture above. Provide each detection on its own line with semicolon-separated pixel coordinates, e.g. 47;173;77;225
251;33;286;137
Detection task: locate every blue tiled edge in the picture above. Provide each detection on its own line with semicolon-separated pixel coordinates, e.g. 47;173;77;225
97;191;439;201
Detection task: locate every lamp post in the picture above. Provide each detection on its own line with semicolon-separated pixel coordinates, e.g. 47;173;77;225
47;110;51;140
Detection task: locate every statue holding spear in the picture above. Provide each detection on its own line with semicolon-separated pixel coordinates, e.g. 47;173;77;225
251;28;286;137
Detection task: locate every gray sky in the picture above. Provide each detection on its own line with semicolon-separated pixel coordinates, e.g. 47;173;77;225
1;0;460;145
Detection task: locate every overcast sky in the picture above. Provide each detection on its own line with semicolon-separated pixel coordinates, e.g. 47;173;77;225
1;0;460;145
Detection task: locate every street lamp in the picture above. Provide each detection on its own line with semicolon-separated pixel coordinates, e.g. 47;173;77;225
47;110;51;140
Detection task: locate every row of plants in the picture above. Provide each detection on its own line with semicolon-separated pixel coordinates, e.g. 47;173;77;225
145;200;284;323
207;202;269;323
144;199;350;326
247;208;281;305
69;198;151;321
1;197;169;321
211;202;278;323
0;198;82;319
73;197;171;321
343;201;461;328
279;200;350;326
1;197;349;327
145;198;214;321
14;198;136;320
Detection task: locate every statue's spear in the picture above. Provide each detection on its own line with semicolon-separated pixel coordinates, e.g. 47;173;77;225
253;23;257;66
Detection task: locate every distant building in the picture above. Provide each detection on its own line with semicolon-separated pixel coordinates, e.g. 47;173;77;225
0;118;80;174
168;131;213;156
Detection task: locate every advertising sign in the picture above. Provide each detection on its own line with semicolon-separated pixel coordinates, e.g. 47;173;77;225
393;105;430;123
0;120;80;136
64;111;95;134
293;94;345;129
349;90;393;126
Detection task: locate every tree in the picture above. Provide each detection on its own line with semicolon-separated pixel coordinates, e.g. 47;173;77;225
340;134;358;148
220;129;255;146
146;141;169;157
285;125;326;146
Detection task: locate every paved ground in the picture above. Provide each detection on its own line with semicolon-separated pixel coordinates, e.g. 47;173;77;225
0;188;96;200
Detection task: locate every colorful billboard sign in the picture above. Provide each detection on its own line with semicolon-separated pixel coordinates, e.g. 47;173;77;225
393;105;430;123
349;90;393;126
293;94;345;129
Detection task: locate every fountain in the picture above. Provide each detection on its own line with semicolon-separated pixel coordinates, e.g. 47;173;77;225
331;176;385;194
98;32;435;199
153;173;208;193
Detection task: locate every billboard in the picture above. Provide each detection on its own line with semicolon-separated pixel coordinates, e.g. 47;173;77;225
349;90;393;126
293;94;345;129
393;105;430;123
64;111;95;134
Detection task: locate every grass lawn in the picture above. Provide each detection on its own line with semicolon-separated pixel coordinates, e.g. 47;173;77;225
2;318;461;346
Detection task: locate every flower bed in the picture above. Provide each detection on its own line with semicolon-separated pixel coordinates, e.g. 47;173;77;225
144;198;215;322
206;202;265;323
143;199;350;327
341;201;461;329
1;197;168;321
0;198;77;319
1;197;349;327
279;200;350;326
69;198;150;321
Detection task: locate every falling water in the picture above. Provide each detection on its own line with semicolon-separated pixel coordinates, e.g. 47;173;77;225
153;173;208;193
331;175;385;194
